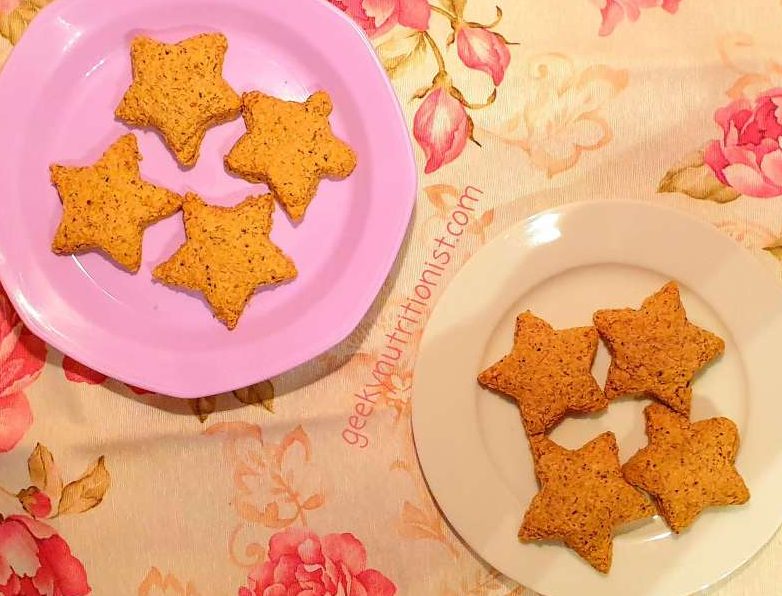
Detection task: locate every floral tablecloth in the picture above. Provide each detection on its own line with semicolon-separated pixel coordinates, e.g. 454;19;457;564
3;0;782;594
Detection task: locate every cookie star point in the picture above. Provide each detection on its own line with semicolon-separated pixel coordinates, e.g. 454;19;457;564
477;311;608;435
50;133;181;272
623;404;749;533
224;90;357;222
594;282;725;414
115;32;241;167
153;193;297;329
520;432;655;573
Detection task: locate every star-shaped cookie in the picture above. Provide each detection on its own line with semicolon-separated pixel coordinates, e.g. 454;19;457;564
622;404;749;533
224;91;357;221
519;432;655;573
477;311;608;435
115;33;241;167
153;193;297;329
50;133;182;272
593;281;724;415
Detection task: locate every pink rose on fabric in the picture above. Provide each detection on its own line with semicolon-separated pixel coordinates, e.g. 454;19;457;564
0;0;20;15
0;515;90;596
62;356;107;385
62;355;152;395
0;393;32;454
0;288;46;453
330;0;430;38
413;85;471;174
238;528;396;596
17;487;53;519
456;26;510;85
704;89;782;198
593;0;681;36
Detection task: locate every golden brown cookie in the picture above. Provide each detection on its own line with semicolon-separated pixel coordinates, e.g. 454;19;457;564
477;312;608;435
50;133;182;272
593;282;724;415
224;91;357;221
153;193;297;329
115;33;241;167
519;432;655;573
622;404;749;533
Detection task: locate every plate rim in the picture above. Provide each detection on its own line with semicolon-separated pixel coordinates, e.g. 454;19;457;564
411;199;782;595
0;0;417;397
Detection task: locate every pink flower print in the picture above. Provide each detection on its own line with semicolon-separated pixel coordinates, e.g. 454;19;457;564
593;0;681;36
62;356;107;385
0;0;20;15
0;515;89;595
413;85;471;173
704;89;782;198
330;0;430;38
0;287;46;452
456;25;510;85
0;393;32;454
62;355;152;395
17;487;53;519
238;527;396;596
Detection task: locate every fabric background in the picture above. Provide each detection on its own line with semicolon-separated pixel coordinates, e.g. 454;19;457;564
2;0;782;594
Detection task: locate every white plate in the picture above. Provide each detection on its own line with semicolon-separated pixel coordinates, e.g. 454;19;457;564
412;201;782;596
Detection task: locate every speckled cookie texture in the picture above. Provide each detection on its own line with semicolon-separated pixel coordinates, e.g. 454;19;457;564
224;90;357;221
477;311;608;435
50;133;182;272
593;282;724;415
153;193;297;330
115;33;241;167
519;432;655;573
622;404;749;533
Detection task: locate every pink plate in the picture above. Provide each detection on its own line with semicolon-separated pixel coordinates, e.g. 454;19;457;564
0;0;416;397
